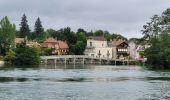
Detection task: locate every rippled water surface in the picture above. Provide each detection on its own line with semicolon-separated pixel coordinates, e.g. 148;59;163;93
0;65;170;100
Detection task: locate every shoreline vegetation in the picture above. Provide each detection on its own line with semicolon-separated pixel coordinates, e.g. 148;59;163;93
0;8;170;69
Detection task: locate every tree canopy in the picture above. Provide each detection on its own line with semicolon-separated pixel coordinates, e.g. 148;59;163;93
0;16;16;56
19;14;30;38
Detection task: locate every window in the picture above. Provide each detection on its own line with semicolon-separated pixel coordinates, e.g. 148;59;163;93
90;42;92;46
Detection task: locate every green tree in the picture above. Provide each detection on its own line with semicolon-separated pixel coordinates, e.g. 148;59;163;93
145;32;170;69
75;41;86;55
13;44;40;65
0;16;16;56
19;14;30;38
63;27;77;45
4;49;15;64
94;30;104;36
34;17;44;40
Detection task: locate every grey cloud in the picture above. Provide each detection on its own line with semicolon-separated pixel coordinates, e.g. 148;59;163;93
0;0;170;38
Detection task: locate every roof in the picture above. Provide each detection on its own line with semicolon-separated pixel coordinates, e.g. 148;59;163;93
108;39;128;47
42;38;69;49
44;38;58;43
15;38;25;44
58;41;69;49
88;36;106;41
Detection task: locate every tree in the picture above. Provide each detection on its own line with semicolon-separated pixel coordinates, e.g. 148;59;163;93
144;33;170;69
34;17;44;40
0;16;16;56
142;15;161;41
75;41;86;55
94;30;104;36
63;27;77;45
4;49;15;64
13;44;40;65
19;14;30;38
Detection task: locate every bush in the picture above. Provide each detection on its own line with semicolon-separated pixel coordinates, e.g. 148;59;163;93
0;56;4;61
4;49;15;64
13;44;40;65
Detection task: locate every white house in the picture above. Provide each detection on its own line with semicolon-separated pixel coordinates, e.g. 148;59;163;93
84;36;112;58
84;36;129;60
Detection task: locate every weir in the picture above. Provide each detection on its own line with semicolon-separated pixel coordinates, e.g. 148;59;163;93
40;55;134;65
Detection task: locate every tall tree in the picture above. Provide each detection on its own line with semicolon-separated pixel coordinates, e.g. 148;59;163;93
19;14;30;38
34;17;44;40
0;16;16;55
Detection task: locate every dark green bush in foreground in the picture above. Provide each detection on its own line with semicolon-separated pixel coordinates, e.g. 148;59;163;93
13;44;40;65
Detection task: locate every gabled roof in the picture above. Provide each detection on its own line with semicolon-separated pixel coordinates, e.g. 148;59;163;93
44;38;58;43
88;36;106;41
108;39;128;47
15;38;25;44
42;38;69;49
58;41;69;49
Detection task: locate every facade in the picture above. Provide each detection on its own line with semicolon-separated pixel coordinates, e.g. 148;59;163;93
128;40;150;60
84;36;129;60
84;36;112;59
42;38;69;55
128;41;137;60
108;39;129;60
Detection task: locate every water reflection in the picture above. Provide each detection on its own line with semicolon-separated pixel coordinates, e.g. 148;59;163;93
0;65;169;100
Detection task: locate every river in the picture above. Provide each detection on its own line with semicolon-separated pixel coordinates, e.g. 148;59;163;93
0;65;170;100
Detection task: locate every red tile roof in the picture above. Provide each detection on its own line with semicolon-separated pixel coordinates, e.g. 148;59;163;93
109;39;128;47
44;38;58;43
58;41;69;49
42;38;68;49
15;38;25;44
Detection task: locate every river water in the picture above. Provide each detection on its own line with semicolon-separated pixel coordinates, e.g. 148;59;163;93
0;65;170;100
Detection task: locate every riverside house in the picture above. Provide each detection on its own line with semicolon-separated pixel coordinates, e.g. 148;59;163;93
15;38;41;47
42;38;69;55
108;39;129;60
84;36;113;59
84;36;129;60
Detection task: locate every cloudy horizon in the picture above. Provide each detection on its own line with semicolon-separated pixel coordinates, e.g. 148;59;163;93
0;0;170;38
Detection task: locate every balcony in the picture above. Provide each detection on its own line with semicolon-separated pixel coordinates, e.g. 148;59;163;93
117;48;128;53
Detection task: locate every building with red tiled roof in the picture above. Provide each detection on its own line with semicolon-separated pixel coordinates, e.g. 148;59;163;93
42;38;69;55
15;38;25;44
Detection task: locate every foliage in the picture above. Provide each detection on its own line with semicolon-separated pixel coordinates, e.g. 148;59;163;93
34;17;44;40
4;49;15;64
0;56;4;60
142;8;170;69
19;14;30;38
40;48;52;56
75;41;86;55
144;33;170;69
13;44;40;65
0;16;16;56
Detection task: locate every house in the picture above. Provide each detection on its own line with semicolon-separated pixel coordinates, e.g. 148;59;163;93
84;37;129;60
84;36;113;59
108;39;129;60
42;38;69;55
15;38;41;47
15;38;25;44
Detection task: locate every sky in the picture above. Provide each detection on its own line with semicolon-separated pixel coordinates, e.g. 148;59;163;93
0;0;170;38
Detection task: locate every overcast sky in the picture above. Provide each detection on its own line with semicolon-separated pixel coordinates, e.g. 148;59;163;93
0;0;170;38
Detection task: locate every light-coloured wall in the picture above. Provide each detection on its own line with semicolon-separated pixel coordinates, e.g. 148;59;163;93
87;39;107;48
128;41;137;60
94;47;113;59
